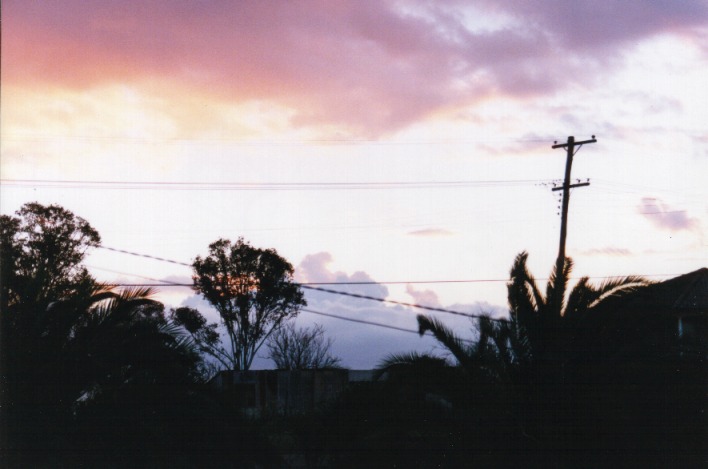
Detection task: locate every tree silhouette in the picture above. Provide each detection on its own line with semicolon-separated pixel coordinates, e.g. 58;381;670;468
1;203;102;456
1;202;100;313
267;322;341;369
0;204;210;464
417;251;649;447
191;238;305;371
507;251;647;368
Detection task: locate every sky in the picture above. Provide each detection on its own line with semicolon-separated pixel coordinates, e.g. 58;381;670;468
2;0;707;368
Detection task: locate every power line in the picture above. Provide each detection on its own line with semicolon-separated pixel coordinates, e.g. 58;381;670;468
100;246;191;266
301;308;420;335
1;178;548;191
300;285;509;322
300;308;476;344
86;265;171;284
94;245;502;320
93;279;508;322
97;246;511;284
89;245;692;328
0;134;553;145
91;250;506;321
96;245;682;284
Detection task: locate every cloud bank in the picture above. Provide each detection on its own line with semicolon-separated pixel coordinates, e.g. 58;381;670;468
177;252;507;369
5;0;707;135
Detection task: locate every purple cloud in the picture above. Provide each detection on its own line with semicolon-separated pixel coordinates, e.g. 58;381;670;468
6;0;708;135
181;251;508;369
405;284;441;308
580;247;632;257
290;252;507;368
638;197;699;231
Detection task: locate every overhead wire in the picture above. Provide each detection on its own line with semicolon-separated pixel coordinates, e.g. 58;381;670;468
300;285;509;322
94;247;510;321
87;244;700;337
0;134;554;145
1;178;548;191
300;308;477;344
300;308;421;335
94;245;686;326
96;245;684;284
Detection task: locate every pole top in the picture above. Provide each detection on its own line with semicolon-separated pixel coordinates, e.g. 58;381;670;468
552;135;596;149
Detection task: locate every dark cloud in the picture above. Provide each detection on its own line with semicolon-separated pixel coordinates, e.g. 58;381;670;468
638;197;699;231
6;0;707;136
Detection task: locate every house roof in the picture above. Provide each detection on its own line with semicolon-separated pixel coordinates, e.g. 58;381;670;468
622;267;708;315
649;267;708;312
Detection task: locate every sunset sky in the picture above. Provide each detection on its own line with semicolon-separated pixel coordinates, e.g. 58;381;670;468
2;1;707;368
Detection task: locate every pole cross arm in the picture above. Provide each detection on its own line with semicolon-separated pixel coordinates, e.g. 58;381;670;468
551;182;590;191
552;137;596;149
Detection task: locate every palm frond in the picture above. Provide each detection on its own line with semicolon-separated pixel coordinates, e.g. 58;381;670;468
417;314;475;372
564;276;595;321
588;275;650;308
114;286;157;302
508;251;545;319
375;352;448;376
545;256;573;317
376;352;451;383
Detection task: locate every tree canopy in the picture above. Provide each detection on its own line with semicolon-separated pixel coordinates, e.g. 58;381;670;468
1;202;101;312
191;237;306;371
1;203;210;465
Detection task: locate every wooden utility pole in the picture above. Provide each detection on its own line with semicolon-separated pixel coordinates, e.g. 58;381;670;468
550;135;596;313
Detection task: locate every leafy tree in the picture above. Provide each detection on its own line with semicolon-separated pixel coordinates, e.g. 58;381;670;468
0;204;209;464
170;306;228;373
267;322;341;369
191;238;306;371
1;202;100;312
1;203;102;454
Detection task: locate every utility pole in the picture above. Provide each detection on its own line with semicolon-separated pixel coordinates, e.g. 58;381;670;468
550;135;596;313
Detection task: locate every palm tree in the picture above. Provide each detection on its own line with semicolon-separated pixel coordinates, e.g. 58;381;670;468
6;284;203;457
65;286;203;401
506;251;648;366
417;252;649;445
415;316;519;383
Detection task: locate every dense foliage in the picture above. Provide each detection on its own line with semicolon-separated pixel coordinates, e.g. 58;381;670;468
0;204;275;467
2;204;704;466
191;237;306;371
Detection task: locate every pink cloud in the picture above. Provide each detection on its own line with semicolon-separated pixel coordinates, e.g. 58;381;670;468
405;284;441;308
407;228;454;237
295;252;389;300
580;247;632;257
638;197;699;232
4;0;708;135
